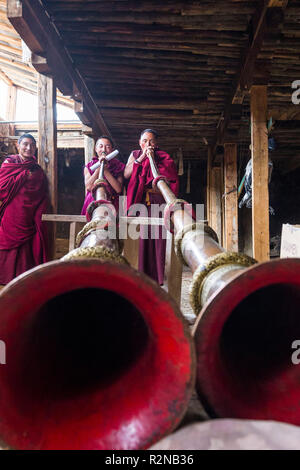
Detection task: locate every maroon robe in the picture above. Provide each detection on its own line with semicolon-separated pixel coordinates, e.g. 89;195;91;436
81;156;125;216
126;149;179;285
0;155;49;285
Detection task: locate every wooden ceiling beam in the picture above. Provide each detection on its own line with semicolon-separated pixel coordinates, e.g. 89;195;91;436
212;0;288;152
0;66;12;85
7;0;112;139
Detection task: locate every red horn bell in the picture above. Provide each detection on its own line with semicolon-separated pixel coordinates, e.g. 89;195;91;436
145;150;300;426
0;259;195;450
193;258;300;425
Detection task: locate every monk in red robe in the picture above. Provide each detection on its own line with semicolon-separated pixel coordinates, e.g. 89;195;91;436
81;135;125;215
125;129;179;285
0;134;49;285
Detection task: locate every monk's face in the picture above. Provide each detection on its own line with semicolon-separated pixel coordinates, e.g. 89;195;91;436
17;138;36;160
139;132;157;152
95;138;113;157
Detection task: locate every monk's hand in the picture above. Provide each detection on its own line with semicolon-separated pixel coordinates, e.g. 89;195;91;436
137;149;148;163
146;146;155;159
98;155;107;165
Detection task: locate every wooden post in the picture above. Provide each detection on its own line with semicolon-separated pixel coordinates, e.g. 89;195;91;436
206;146;212;226
123;234;139;270
250;85;269;262
37;73;57;213
165;231;182;306
207;147;222;244
38;74;57;259
84;134;95;167
210;167;222;244
6;84;17;120
220;158;225;247
224;143;238;251
6;84;17;137
0;80;16;154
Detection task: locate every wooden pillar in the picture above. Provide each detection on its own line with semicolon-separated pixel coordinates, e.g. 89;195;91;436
84;134;95;166
6;84;17;120
37;74;57;213
220;158;225;247
206;147;212;225
38;74;57;259
207;147;222;244
250;85;269;262
6;84;17;137
224;143;238;251
210;167;222;244
165;231;182;306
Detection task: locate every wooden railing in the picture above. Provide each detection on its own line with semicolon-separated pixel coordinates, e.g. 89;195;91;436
42;214;183;305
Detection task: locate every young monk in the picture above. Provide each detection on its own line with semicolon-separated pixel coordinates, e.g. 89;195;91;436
124;129;179;285
0;134;49;285
81;135;125;215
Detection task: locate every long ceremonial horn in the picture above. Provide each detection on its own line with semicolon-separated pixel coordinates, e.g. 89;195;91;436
147;149;300;425
0;153;195;450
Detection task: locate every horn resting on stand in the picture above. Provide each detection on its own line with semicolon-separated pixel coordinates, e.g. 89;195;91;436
146;148;300;425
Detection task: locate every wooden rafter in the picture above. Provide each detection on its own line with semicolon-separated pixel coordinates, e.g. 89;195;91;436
7;0;113;140
0;66;12;85
213;0;288;150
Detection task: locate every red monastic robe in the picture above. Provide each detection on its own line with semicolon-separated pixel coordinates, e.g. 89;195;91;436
126;149;179;285
81;156;125;216
0;155;49;285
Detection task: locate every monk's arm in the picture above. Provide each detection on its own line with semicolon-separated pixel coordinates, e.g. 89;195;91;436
103;170;123;194
84;166;100;192
124;151;147;179
124;154;136;179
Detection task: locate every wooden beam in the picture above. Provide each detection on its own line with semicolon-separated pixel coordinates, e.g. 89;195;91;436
0;55;37;74
37;74;57;213
6;83;17;137
224;143;238;252
0;31;21;47
0;66;12;86
206;146;212;225
74;100;92;127
7;0;112;140
251;85;269;262
212;0;288;152
31;52;51;75
84;134;95;167
6;84;17;121
6;134;84;149
268;106;300;121
210;167;222;244
268;0;288;6
57;136;84;149
82;124;93;137
207;148;222;243
221;159;225;247
165;232;182;306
